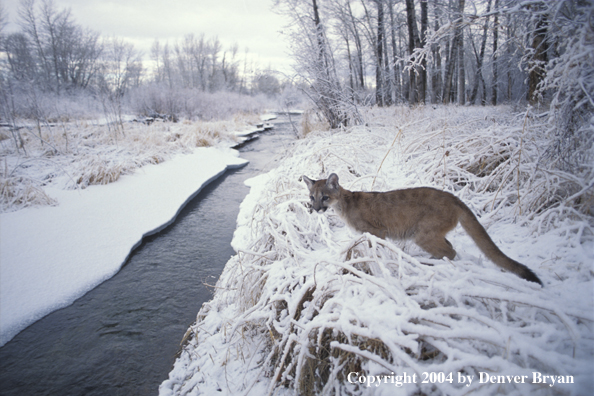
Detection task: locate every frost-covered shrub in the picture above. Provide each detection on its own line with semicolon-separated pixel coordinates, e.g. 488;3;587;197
531;1;594;217
128;83;182;118
540;1;594;172
0;84;103;124
0;175;58;212
188;91;271;121
129;85;272;121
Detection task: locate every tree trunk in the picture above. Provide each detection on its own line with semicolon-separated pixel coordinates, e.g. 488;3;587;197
383;6;392;106
470;0;491;104
313;0;325;64
457;0;465;105
19;0;52;90
388;0;400;102
506;15;512;101
405;0;421;104
312;0;345;128
491;0;499;105
443;1;463;104
527;5;548;104
376;0;384;106
431;1;442;103
420;0;428;104
41;1;63;94
347;1;365;90
346;34;355;92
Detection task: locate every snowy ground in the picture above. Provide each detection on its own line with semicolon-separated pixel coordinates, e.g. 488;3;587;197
160;106;593;396
0;115;276;346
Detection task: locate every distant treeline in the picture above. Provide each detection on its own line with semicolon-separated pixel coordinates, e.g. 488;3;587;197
0;0;289;122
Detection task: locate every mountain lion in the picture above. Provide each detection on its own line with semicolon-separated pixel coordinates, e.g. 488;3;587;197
302;173;542;285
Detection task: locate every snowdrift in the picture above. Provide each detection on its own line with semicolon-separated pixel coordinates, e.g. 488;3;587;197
161;106;593;396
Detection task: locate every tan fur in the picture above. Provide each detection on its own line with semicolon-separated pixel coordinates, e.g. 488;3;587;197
303;173;542;285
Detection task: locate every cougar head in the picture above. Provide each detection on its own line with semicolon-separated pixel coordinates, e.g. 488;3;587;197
302;173;340;213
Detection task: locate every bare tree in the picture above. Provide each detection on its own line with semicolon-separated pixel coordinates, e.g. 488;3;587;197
150;39;162;83
97;37;142;137
162;42;174;89
419;0;428;104
388;0;401;102
275;0;358;127
457;0;466;105
39;0;66;94
0;2;6;35
442;0;464;104
431;1;442;103
4;33;37;81
469;0;492;105
0;1;8;61
375;0;385;106
346;0;365;90
15;0;101;93
491;0;499;105
18;0;52;89
526;2;548;105
538;0;593;172
209;37;221;91
405;0;421;103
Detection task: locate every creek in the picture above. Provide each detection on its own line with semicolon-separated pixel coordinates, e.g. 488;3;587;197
0;115;297;396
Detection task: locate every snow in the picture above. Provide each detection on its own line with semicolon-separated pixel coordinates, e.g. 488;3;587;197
160;106;593;396
0;146;247;347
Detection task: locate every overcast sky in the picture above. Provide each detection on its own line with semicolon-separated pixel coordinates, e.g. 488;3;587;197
2;0;294;74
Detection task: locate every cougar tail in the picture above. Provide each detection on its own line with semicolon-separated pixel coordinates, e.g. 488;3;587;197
457;203;543;286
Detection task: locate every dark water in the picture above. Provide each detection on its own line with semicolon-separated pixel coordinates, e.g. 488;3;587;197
0;116;297;396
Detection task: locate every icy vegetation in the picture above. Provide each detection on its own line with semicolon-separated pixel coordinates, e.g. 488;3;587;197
0;114;261;213
161;106;593;395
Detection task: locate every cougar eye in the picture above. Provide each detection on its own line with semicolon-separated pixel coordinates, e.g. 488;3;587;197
310;196;314;201
322;196;329;201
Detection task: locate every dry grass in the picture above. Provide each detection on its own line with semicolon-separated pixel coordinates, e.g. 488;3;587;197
300;109;331;138
0;116;256;211
0;175;58;211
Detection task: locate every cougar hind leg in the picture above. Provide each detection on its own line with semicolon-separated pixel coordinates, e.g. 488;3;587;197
415;233;457;260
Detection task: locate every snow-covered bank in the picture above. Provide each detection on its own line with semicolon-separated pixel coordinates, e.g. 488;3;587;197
161;106;593;395
0;146;247;346
0;116;264;213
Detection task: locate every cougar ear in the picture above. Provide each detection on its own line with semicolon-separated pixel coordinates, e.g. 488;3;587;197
302;175;314;189
326;173;339;190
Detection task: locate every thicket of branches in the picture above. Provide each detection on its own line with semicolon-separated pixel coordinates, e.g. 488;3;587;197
276;0;593;172
278;0;592;106
0;0;283;126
